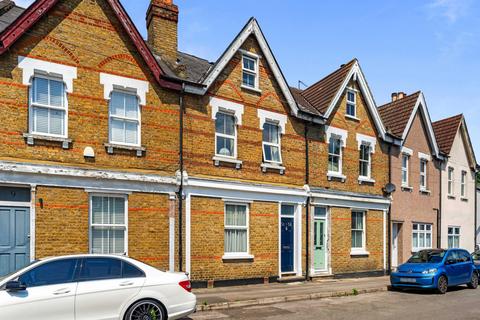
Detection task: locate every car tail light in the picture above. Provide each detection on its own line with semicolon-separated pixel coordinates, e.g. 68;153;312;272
179;280;192;292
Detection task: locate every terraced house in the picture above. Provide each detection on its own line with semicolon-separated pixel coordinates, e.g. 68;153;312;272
292;61;393;278
2;0;477;288
432;115;477;252
378;92;443;267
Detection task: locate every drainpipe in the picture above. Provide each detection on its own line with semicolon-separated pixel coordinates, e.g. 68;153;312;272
438;161;442;249
178;83;185;272
387;144;392;274
304;123;310;281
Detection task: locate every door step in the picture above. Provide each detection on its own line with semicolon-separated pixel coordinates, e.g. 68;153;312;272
310;274;335;282
278;275;305;283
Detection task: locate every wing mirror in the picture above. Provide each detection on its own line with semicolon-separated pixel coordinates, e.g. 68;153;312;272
5;280;26;292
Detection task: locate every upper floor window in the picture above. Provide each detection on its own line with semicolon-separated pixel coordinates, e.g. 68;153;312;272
448;167;454;196
262;122;282;164
242;54;258;89
346;90;356;117
328;137;342;174
359;144;371;178
461;171;467;198
109;91;140;146
90;195;127;255
215;112;237;158
420;159;428;190
401;154;409;186
30;76;67;137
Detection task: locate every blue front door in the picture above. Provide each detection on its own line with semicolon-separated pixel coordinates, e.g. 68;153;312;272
0;207;30;277
281;217;294;273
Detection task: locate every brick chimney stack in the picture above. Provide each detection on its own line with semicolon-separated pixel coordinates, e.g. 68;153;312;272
391;91;406;102
147;0;179;63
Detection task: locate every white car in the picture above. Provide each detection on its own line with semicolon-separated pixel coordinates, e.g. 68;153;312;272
0;254;196;320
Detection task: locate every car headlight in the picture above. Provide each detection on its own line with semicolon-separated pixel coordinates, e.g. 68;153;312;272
422;268;437;274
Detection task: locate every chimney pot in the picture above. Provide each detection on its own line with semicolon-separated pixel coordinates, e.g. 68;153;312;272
391;92;398;102
398;92;406;99
147;0;179;63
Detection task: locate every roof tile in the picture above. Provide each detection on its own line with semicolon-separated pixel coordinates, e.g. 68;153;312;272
377;92;421;137
432;114;463;155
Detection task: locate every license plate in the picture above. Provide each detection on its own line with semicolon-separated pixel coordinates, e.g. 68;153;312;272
400;278;416;283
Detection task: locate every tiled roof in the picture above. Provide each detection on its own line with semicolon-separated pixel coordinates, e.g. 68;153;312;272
153;51;213;83
432;114;463;155
377;91;421;137
289;87;322;116
296;59;356;116
0;0;24;33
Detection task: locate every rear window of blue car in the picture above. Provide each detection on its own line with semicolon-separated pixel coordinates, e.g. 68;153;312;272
408;250;445;263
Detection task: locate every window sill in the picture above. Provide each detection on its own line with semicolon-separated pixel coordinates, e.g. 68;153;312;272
419;189;431;195
448;195;456;200
222;254;254;261
23;133;71;149
261;163;285;175
327;172;346;182
213;156;243;169
345;114;361;122
104;143;145;157
461;197;468;202
350;250;370;256
240;84;262;94
358;176;375;184
401;185;413;192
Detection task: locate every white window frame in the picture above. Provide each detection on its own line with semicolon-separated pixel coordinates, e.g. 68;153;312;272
346;89;356;118
358;143;371;178
28;74;69;138
351;211;367;255
328;136;343;174
262;121;282;165
108;88;142;147
215;111;238;159
402;154;410;187
461;170;467;198
412;223;432;252
89;194;128;255
223;202;251;259
448;167;455;196
448;226;461;248
241;51;259;90
419;159;428;191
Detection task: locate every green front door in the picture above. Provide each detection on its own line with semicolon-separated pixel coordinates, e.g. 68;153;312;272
313;219;326;271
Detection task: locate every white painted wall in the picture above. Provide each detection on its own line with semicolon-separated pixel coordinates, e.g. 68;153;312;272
441;130;476;252
477;189;480;248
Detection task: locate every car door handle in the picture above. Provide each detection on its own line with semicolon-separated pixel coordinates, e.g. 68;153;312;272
53;288;71;295
119;281;134;287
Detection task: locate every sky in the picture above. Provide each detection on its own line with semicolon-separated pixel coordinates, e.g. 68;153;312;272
16;0;480;156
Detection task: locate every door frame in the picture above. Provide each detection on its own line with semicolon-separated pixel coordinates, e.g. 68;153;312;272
278;203;302;278
311;206;330;275
0;184;35;263
391;222;400;267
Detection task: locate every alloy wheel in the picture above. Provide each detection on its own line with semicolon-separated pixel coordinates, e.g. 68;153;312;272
437;276;448;294
129;301;163;320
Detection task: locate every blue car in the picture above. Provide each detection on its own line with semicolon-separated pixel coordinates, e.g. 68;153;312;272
472;251;480;272
390;249;478;294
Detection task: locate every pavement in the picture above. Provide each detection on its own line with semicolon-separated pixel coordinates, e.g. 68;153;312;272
186;286;480;319
193;276;390;312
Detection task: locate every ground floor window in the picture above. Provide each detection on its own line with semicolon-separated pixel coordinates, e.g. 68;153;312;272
412;223;432;252
224;204;249;254
90;195;127;255
351;211;366;251
448;227;460;248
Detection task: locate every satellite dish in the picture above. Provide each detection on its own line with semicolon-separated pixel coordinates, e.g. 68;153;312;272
384;183;396;194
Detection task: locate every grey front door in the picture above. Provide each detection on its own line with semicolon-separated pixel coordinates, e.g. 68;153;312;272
0;207;30;276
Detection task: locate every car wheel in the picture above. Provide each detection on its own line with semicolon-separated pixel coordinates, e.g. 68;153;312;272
437;275;448;294
467;272;478;289
125;299;166;320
